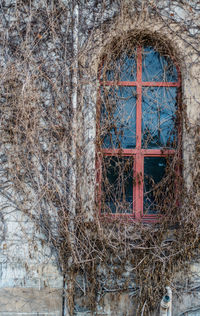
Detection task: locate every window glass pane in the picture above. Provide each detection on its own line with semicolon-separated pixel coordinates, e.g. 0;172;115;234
103;50;137;81
142;47;178;82
143;157;166;214
101;156;133;214
101;86;137;149
142;87;177;149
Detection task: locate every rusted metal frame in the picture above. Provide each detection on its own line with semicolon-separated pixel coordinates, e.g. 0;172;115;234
96;153;103;217
97;45;181;222
99;214;160;225
99;81;179;87
102;149;176;156
134;46;143;220
96;80;103;217
174;70;182;206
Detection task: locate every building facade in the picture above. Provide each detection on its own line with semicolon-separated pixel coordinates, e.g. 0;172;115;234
0;0;200;315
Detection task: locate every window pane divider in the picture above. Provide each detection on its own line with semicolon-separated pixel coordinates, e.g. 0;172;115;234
99;81;180;87
102;149;176;155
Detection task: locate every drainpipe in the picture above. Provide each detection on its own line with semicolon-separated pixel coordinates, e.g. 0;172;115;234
63;2;79;316
68;0;79;225
160;287;172;316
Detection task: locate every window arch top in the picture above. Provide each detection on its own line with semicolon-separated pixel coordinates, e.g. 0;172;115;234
101;46;178;82
99;46;180;150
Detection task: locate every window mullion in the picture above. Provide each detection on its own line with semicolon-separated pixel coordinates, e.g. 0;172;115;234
136;46;142;150
134;46;144;219
134;153;144;219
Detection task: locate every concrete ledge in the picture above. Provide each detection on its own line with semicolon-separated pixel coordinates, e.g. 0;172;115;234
0;288;62;316
0;313;60;316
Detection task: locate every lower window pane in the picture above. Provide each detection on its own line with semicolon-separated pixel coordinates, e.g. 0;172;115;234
101;156;134;214
144;157;166;214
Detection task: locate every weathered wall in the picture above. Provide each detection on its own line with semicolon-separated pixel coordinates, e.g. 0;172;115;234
0;198;63;315
0;0;200;315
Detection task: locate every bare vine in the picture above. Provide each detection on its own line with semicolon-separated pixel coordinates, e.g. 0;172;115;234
0;0;199;315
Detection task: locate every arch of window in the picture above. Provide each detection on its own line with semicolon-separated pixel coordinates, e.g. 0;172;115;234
97;44;181;222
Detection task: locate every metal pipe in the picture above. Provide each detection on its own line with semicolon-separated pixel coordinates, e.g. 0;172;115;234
160;287;172;316
63;4;79;316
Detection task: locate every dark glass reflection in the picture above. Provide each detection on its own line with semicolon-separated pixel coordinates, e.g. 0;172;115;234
142;87;177;149
105;51;137;81
144;157;166;214
101;86;136;149
142;47;178;82
102;156;133;213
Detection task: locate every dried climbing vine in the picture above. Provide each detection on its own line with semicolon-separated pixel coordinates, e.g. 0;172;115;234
0;0;199;315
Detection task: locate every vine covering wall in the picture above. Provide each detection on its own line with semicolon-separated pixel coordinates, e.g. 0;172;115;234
0;0;200;315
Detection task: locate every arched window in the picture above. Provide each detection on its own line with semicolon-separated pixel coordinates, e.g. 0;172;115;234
97;44;181;221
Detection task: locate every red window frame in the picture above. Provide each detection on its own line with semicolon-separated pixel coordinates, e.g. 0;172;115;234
96;46;181;222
